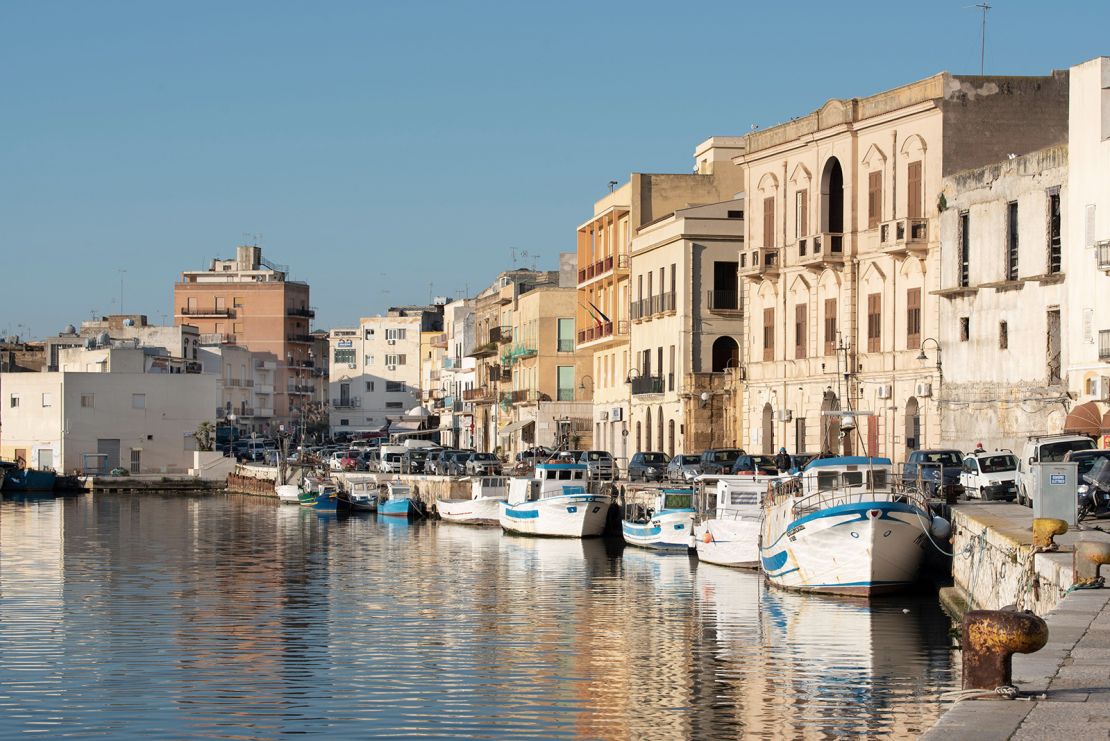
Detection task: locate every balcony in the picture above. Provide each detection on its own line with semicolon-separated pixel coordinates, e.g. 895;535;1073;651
557;339;575;352
509;389;539;404
180;306;233;317
490;325;512;345
578;321;613;344
289;358;315;369
255;407;274;418
287;383;314;394
332;397;361;409
631;293;676;321
798;233;845;269
468;341;498;359
256;384;274;395
287;334;314;344
429;333;447;348
497;283;515;305
707;290;741;314
879;219;929;256
630;375;665;395
287;306;316;319
1101;330;1110;361
255;360;277;371
462;387;494;403
1098;241;1110;271
738;248;780;280
577;253;629;285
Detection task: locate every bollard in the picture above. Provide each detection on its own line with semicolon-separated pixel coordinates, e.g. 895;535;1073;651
962;610;1048;691
1074;540;1110;587
1032;518;1068;551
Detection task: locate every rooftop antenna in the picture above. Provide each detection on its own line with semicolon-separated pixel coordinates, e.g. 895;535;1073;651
975;2;991;75
608;180;618;193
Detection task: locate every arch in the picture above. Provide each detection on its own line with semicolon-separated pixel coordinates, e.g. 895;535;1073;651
821;390;840;455
861;143;887;169
905;397;921;452
657;406;664;455
860;261;887;284
711;336;740;373
820;157;845;234
667;419;675;458
757;171;780;193
788;162;812;185
644;408;653;451
761;403;775;455
899;133;928;157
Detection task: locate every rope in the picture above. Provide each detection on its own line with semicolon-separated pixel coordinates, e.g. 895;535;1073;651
939;685;1023;702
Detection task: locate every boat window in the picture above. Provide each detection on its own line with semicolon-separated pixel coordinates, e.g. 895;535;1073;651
843;471;864;487
817;472;838;491
663;493;692;509
730;491;758;506
546;470;557;480
868;470;888;489
558;470;572;480
574;471;584;480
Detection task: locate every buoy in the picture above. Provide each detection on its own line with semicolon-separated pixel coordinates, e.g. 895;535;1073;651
930;515;951;540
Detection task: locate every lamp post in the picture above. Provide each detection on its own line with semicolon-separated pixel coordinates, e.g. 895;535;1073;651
577;374;594;400
916;337;943;382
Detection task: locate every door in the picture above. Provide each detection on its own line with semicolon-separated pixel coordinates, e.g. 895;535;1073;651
130;449;142;475
37;448;53;470
97;438;121;471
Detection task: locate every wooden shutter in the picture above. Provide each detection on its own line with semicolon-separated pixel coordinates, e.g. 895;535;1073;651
907;161;922;219
906;288;921;349
824;298;837;356
797;189;808;237
795;303;807;359
867;293;881;353
868;171;882;229
763;307;775;361
763;197;775;247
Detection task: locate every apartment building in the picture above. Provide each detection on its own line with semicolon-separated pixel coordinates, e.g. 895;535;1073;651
935;146;1069;452
734;69;1068;459
173;245;314;427
628;199;745;456
429;299;476;449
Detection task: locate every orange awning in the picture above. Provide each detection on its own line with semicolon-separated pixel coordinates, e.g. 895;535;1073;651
1063;401;1104;436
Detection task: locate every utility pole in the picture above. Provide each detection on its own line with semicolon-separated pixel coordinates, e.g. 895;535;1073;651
118;269;127;315
976;2;991;75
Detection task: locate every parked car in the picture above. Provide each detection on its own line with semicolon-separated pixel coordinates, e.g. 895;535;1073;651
699;448;745;476
401;449;429;474
239;440;270;463
443;450;474;476
960;451;1019;501
361;449;380;471
424;449;448;475
465;452;502;476
627;452;669;482
730;454;781;475
667;454;702;483
515;447;553;464
1066;449;1110;510
1018;434;1097;507
902;449;964;499
379;451;405;473
579;450;616;480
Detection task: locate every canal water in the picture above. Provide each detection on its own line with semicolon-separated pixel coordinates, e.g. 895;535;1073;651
0;493;958;739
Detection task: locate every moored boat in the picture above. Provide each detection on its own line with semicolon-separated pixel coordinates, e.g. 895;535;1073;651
759;456;941;596
621;487;696;551
498;462;610;538
275;484;303;504
337;481;378;513
1;462;57;493
312;484;340;513
436;476;508;525
694;475;772;569
379;481;423;519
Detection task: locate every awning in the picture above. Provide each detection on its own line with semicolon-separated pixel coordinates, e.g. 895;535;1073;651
1063;401;1104;436
498;419;535;437
1103;410;1110;435
389;419;424;433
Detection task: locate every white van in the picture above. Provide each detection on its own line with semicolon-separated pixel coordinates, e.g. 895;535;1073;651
1017;434;1096;506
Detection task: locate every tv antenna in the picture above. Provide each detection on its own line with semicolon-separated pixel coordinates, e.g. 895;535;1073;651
608;180;618;193
975;2;991;75
242;232;263;245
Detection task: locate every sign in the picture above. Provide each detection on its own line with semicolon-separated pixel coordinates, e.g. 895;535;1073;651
1049;473;1066;485
337;340;353;348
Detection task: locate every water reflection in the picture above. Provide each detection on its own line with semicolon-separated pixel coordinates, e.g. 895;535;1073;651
0;494;956;738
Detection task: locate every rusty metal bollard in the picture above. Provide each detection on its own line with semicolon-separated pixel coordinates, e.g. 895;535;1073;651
1032;518;1068;550
962;610;1048;690
1074;540;1110;587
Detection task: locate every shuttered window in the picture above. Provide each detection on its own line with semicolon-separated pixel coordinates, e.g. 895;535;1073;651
868;171;882;229
906;288;921;349
763;197;775;248
763;308;775;361
795;304;807;359
796;189;808;237
824;299;837;356
867;293;881;353
907;161;922;219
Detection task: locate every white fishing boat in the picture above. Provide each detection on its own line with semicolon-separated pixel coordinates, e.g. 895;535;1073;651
275;483;303;504
498;462;610;538
621;488;696;551
436;476;508;525
693;475;772;569
759;456;944;596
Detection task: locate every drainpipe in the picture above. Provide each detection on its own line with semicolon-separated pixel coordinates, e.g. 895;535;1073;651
781;160;789;453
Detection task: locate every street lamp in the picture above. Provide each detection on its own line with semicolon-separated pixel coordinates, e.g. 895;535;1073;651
578;374;594;400
916;337;943;381
625;368;641;384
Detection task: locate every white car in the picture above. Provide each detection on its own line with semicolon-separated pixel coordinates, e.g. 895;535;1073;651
960;451;1019;501
379;452;404;473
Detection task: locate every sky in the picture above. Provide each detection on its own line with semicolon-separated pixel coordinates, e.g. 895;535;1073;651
2;0;1108;339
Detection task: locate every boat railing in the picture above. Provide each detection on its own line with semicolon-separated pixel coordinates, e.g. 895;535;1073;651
787;480;929;520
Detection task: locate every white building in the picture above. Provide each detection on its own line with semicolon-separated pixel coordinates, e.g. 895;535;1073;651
434;299;477;448
0;346;219;474
197;342;276;434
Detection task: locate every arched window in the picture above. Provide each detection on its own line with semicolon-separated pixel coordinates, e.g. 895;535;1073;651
905;397;920;452
668;419;676;458
657;406;664;454
820;157;845;235
644;408;653;451
821;390;840;455
635;421;642;454
711;336;740;373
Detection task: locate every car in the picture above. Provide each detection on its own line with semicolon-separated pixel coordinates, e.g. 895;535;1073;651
667;454;702;483
401;449;429;474
443;450;474;476
579;450;616;480
379;451;405;473
515;447;553;464
238;440;270;463
424;449;447;475
465;452;502;476
960;450;1019;501
731;454;781;475
1066;449;1110;508
1018;434;1097;507
699;448;745;476
627;452;669;482
361;449;380;470
902;449;964;499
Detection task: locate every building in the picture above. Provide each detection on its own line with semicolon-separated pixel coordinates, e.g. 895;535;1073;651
39;315;200;372
0;345;218;474
628;198;746;456
430;299;477;449
576;139;745;462
173;244;314;428
197;342;274;433
734;69;1068;459
935;145;1069;451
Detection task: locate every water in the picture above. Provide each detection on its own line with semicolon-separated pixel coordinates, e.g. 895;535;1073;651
0;493;958;739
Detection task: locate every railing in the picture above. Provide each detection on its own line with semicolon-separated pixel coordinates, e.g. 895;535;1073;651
287;307;316;318
708;290;740;312
287;383;314;393
578;321;614;344
490;326;510;344
287;334;314;344
429;333;447;348
332;398;361;408
630;375;665;395
1100;330;1110;361
462;388;492;402
244;379;254;387
289;358;315;369
227;378;242;387
557;339;575;352
510;389;537;403
1097;241;1110;271
739;248;779;276
180;306;232;317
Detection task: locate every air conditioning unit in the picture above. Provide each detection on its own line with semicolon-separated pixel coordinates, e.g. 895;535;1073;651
599;411;609;421
877;384;892;400
387;364;397;371
347;363;357;369
611;407;624;421
776;409;793;423
387;339;396;345
915;382;933;398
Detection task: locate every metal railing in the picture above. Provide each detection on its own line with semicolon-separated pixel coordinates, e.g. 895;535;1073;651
1100;330;1110;361
1097;241;1110;271
630;375;664;395
708;290;739;311
180;306;232;317
332;398;361;408
557;339;575;352
287;307;316;318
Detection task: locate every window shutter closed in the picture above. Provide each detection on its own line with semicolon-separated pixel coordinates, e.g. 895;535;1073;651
907;161;922;219
763;197;775;248
868;171;882;229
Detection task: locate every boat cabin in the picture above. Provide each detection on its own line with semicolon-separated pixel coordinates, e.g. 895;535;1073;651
507;463;589;504
386;481;412;500
470;476;508;500
801;456;893;493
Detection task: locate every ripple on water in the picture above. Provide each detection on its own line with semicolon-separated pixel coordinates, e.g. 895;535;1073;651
0;494;957;738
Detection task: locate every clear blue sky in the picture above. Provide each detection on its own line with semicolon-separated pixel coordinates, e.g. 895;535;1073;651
2;1;1106;339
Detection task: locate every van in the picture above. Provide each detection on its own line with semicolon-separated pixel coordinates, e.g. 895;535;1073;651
1017;434;1096;507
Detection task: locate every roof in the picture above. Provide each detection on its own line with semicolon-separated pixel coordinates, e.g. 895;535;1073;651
804;456;892;470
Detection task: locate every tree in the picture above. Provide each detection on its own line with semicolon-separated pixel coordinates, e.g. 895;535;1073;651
194;421;215;452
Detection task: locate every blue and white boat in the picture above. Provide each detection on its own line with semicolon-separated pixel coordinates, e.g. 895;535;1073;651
621;488;696;551
436;476;508;525
1;462;57;493
693;475;772;569
379;481;423;519
312;484;339;513
338;481;378;513
499;462;610;538
759;456;941;596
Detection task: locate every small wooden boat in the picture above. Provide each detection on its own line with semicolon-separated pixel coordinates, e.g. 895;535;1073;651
337;481;378;513
621;487;696;552
379;481;423;519
436;476;507;525
312;484;339;513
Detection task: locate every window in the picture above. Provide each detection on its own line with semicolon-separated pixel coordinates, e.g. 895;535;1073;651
1007;201;1019;281
795;189;808;238
868;171;882;229
960;317;970;342
385;354;406;366
727;209;743;219
385;402;404;410
132;394;146;409
365;381;374;392
334;348;355;364
557;318;575;352
215;296;226;311
763;308;775;361
795;304;807;359
130;449;141;475
1047;309;1062;384
959;211;970;288
999;320;1009;350
867;293;881;353
1048;191;1062;274
386;381;406;393
233;296;244;307
907;161;922;219
763;197;775;247
81;394;94;408
824;299;837;356
340;419;349;426
906;288;921;349
364;354;374;366
9;394;19;408
386;328;406;341
365;328;374;339
233;322;243;333
556;366;575;401
41;393;53;407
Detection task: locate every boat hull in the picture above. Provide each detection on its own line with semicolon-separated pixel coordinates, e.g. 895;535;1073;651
337;493;377;513
760;500;928;596
436;496;504;525
275;484;302;504
622;510;695;551
380;497;419;519
499;494;609;538
694;516;761;569
3;469;57;493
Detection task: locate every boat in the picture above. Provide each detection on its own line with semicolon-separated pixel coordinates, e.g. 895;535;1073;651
337;481;378;513
379;481;424;519
621;487;696;551
759;456;941;596
693;475;773;569
1;461;57;493
312;484;339;512
498;462;611;538
275;484;303;504
436;475;508;525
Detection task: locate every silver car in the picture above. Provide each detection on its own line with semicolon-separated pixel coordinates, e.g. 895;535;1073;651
667;454;702;483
